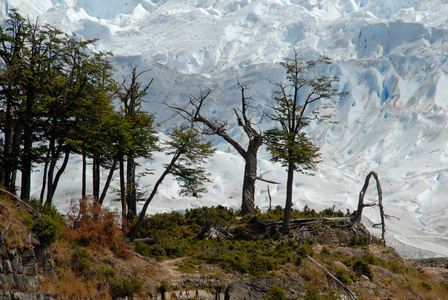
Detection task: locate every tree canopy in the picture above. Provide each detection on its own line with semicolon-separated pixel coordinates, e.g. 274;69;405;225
265;52;348;234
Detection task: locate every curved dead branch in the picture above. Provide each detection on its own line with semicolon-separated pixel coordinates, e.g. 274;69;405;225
349;171;387;245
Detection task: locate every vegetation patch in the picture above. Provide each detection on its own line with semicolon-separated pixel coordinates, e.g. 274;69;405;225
112;278;143;298
30;215;61;246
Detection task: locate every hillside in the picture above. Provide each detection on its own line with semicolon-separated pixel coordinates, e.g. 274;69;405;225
1;0;448;260
1;192;448;299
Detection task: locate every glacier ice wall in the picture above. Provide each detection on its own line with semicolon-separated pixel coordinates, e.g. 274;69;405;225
2;0;448;258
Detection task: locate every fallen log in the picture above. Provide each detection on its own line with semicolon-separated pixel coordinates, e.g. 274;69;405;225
307;255;357;300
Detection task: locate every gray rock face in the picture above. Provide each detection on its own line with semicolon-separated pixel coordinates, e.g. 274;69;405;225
0;246;53;291
34;248;56;278
12;258;23;274
0;291;57;300
0;230;5;254
2;259;13;274
225;278;276;300
22;259;38;277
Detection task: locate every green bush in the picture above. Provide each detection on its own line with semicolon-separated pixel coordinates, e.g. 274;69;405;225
98;265;116;280
31;215;60;246
71;247;92;273
134;241;150;256
158;280;169;294
420;282;432;291
263;285;287;300
297;240;314;257
352;259;373;279
349;235;369;248
335;268;351;285
134;206;358;278
113;278;143;297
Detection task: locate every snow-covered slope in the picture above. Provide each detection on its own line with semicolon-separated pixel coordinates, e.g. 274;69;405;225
3;0;448;258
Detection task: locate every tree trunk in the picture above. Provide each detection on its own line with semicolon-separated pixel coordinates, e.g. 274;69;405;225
92;154;100;201
39;158;49;204
44;139;58;207
128;151;182;241
45;147;70;207
126;154;137;220
98;159;117;204
119;154;127;238
241;138;261;215
10;122;22;195
2;99;15;192
20;84;36;202
281;162;295;234
82;151;86;199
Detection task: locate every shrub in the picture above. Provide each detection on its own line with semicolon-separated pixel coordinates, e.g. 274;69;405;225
66;196;128;256
352;259;373;279
113;278;142;298
31;215;60;246
420;282;432;291
134;241;150;256
297;240;314;257
264;285;287;300
158;280;169;295
349;235;369;248
71;247;92;273
98;265;116;280
335;268;351;285
321;247;330;255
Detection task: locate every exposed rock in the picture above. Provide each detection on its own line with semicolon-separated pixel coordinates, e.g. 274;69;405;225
34;248;55;279
224;278;276;300
2;259;13;274
0;290;57;300
334;261;348;270
411;257;448;268
0;273;14;287
418;267;448;281
0;230;6;254
167;289;223;300
11;258;23;274
22;259;37;277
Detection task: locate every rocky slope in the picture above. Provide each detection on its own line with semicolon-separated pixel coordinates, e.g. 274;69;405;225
1;192;448;299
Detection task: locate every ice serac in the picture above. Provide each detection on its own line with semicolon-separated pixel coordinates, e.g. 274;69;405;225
3;0;448;259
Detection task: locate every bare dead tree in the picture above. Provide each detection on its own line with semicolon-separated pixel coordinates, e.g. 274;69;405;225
170;81;278;215
350;171;392;245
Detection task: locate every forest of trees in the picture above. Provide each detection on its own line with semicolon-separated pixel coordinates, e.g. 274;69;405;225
0;11;346;239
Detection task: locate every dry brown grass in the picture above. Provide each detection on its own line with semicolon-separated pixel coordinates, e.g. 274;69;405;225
0;194;34;249
65;196;130;257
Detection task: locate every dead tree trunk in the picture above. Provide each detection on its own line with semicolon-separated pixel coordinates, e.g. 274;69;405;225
350;171;387;245
169;82;273;216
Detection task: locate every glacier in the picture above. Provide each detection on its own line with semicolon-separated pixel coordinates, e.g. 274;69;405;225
2;0;448;258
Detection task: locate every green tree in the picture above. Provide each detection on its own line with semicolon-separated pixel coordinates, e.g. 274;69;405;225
265;52;347;234
40;40;116;207
116;64;157;221
128;126;214;241
0;10;29;194
0;11;121;206
0;10;59;199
